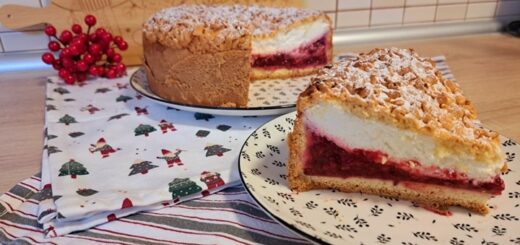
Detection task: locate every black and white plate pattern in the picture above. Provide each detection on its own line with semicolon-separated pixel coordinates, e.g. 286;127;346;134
239;111;520;245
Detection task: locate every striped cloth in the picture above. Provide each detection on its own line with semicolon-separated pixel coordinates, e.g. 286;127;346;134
0;174;309;244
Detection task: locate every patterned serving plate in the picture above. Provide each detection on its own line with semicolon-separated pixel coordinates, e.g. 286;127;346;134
239;111;520;245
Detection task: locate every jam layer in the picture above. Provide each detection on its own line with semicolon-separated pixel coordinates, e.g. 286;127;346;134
303;131;504;195
251;34;329;70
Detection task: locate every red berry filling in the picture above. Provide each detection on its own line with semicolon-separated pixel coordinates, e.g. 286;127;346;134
302;129;504;195
251;33;329;70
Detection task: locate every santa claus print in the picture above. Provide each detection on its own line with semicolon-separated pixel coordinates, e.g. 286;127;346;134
80;104;100;114
134;106;148;115
157;149;184;168
89;138;120;158
158;119;177;134
200;171;225;190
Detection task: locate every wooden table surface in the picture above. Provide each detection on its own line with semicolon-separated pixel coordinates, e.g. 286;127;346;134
0;33;519;194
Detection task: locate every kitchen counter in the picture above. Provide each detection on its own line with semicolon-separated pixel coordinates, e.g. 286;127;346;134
0;33;519;193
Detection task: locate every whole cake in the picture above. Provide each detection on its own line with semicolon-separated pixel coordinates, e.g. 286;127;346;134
143;5;332;107
288;48;505;214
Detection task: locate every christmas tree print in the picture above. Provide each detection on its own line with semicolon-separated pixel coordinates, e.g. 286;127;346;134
108;113;129;121
116;95;133;102
129;160;158;175
200;171;225;190
89;138;120;158
53;87;69;95
58;159;89;179
204;144;231;157
134;124;156;137
80;104;100;114
157;149;184;167
168;178;202;200
58;114;77;125
158;120;177;134
194;113;214;121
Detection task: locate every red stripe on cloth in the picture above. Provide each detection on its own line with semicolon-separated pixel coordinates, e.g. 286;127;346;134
93;227;203;245
147;212;307;242
0;221;57;245
19;182;40;192
0;227;55;245
119;218;252;245
67;234;135;245
4;192;24;202
14;209;38;218
174;205;278;224
213;192;248;196
26;200;39;205
30;176;42;182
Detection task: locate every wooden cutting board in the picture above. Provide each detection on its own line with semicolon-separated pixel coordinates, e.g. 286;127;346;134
0;0;303;65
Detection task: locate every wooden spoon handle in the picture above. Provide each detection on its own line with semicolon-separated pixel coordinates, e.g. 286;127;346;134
0;4;61;29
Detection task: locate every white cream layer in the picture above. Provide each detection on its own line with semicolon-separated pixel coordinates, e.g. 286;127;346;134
252;18;329;55
303;102;503;181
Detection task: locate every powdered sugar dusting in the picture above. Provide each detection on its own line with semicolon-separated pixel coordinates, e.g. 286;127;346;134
144;5;322;43
311;48;499;152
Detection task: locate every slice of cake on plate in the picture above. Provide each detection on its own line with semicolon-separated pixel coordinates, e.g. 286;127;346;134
288;48;505;214
143;5;332;107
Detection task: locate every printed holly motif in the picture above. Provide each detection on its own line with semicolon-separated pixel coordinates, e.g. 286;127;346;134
168;178;202;200
200;171;225;190
58;159;89;179
89;138;120;158
95;88;111;93
116;83;128;89
157;149;184;168
129;160;158;175
194;113;214;121
196;130;210;137
69;132;85;138
135;106;148;115
53;87;69;95
204;144;231;157
80;104;100;114
121;198;133;209
108;113;129;121
58;114;77;125
134;124;156;137
76;188;98;196
158;119;177;134
116;95;133;102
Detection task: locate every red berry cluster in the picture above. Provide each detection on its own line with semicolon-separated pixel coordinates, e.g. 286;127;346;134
41;15;128;85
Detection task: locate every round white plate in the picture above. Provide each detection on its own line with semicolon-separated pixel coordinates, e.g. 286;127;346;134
239;111;520;245
129;68;310;116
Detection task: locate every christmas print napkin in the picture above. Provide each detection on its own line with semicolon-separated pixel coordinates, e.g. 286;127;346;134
37;67;274;237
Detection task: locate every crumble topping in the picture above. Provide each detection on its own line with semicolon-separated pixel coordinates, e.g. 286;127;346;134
143;4;325;52
304;48;501;162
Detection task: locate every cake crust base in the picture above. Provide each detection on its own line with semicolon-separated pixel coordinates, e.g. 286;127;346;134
144;38;251;108
288;112;492;214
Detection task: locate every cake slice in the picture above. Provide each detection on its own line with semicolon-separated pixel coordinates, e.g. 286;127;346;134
143;5;332;107
288;48;505;214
